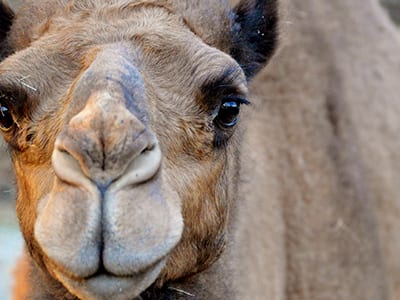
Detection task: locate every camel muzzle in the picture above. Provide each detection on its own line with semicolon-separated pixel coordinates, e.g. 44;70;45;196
32;45;184;299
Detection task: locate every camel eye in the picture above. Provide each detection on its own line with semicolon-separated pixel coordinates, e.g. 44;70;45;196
0;104;14;131
218;101;240;127
215;97;249;128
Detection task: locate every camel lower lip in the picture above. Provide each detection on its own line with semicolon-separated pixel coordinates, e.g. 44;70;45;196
54;258;166;300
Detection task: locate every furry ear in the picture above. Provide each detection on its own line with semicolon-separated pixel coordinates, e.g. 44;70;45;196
0;0;14;60
230;0;278;79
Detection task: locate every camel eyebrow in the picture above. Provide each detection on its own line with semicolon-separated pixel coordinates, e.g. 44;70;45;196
0;87;21;106
0;74;38;107
0;83;29;107
201;66;246;98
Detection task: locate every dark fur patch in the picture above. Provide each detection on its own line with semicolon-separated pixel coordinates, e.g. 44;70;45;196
138;286;181;300
230;0;279;79
0;1;14;60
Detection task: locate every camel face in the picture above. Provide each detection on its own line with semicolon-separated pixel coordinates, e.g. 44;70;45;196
0;1;277;298
33;44;186;299
4;0;400;299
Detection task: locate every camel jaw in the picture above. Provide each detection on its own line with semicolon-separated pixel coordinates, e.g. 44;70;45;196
53;259;166;300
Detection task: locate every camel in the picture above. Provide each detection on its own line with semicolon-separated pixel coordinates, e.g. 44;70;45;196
1;0;400;299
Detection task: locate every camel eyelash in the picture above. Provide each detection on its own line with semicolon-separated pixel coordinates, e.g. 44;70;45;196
227;95;251;105
0;91;17;104
0;86;30;111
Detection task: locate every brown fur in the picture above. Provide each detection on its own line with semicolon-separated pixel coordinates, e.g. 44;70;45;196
1;0;269;299
233;0;400;299
1;0;400;299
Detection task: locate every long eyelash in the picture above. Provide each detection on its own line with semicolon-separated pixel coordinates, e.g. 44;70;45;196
225;95;251;105
238;97;251;105
0;92;16;104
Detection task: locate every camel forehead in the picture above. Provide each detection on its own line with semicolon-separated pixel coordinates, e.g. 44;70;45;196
11;0;231;47
12;1;196;51
7;2;237;85
38;5;188;48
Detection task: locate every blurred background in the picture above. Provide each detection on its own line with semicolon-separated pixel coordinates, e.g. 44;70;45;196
0;0;399;299
382;0;400;23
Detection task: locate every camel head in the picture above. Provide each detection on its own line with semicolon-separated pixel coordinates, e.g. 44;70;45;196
0;0;278;298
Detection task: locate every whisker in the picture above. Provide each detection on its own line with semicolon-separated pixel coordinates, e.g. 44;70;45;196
18;78;38;92
167;287;195;297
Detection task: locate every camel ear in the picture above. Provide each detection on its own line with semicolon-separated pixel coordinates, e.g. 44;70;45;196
231;0;278;79
0;1;14;60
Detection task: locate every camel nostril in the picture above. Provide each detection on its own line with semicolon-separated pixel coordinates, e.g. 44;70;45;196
59;148;71;156
52;145;98;195
141;143;155;155
53;134;161;194
109;142;162;193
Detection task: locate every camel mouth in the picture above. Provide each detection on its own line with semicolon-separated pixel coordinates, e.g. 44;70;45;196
53;258;167;300
34;180;184;275
85;264;134;279
34;141;184;299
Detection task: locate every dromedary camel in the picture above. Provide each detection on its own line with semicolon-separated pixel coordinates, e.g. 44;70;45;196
1;0;400;299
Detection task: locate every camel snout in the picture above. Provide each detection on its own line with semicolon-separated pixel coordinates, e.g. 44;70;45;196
52;90;160;190
33;89;181;283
